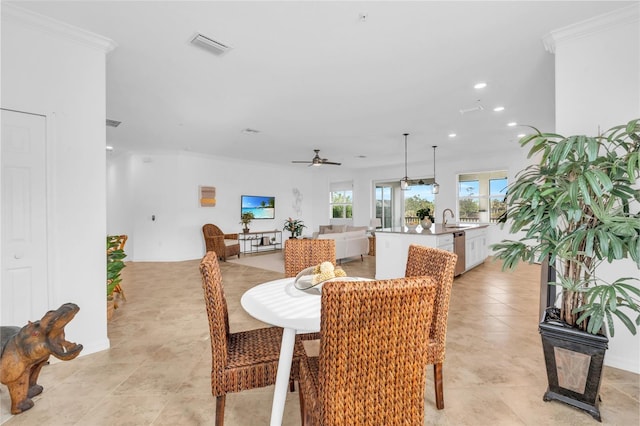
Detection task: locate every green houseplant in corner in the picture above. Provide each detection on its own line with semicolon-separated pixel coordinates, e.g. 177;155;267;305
492;118;640;421
106;235;127;319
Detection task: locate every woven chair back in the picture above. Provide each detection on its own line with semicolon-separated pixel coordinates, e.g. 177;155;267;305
404;244;457;360
284;239;336;277
199;251;230;393
318;277;437;425
202;224;224;252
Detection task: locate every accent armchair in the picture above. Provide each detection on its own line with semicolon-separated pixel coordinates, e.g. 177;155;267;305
202;224;241;261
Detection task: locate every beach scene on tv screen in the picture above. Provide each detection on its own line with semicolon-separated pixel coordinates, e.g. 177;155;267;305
242;195;275;219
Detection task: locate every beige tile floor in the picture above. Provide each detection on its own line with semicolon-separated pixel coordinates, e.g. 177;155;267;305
1;255;638;425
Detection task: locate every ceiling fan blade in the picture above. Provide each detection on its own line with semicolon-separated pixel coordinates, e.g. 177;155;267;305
292;149;341;166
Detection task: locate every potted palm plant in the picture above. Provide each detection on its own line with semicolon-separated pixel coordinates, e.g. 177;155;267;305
240;212;254;233
492;118;640;421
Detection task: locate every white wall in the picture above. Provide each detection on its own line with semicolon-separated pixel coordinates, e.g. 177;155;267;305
1;5;115;355
106;152;135;259
549;4;640;373
108;151;314;261
114;141;532;262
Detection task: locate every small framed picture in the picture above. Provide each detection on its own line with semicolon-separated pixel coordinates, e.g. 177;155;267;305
200;186;216;207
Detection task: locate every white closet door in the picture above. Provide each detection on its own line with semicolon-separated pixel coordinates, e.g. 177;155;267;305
1;109;49;326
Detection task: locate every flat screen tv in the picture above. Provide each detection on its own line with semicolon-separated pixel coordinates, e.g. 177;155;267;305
241;195;275;219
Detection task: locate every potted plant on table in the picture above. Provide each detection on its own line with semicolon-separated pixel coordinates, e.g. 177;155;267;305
240;212;254;233
283;217;306;239
491;118;640;421
416;207;435;228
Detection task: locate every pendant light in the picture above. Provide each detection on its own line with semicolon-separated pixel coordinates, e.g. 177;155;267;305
400;133;411;190
432;145;440;194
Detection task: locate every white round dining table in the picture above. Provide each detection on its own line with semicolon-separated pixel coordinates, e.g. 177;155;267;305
240;277;321;426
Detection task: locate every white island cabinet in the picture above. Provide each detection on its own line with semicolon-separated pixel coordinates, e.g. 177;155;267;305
375;224;488;280
464;227;488;270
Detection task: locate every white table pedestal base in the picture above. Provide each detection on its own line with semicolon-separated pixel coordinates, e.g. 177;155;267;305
270;328;296;426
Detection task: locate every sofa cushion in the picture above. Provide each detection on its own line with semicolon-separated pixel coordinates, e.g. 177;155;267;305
331;224;347;233
342;230;366;239
346;226;368;233
323;228;341;234
318;225;333;234
317;233;345;240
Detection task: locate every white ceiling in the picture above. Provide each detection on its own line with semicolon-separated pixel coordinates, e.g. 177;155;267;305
10;1;633;169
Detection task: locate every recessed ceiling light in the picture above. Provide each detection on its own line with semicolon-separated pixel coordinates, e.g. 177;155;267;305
356;155;367;158
493;106;505;112
448;133;456;138
106;145;114;151
474;82;487;89
507;122;517;127
242;128;260;134
517;133;526;138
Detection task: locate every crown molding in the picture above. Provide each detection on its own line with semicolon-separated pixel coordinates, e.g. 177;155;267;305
2;3;117;53
543;3;639;54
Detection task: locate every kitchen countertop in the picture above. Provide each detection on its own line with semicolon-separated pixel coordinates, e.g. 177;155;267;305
377;223;489;236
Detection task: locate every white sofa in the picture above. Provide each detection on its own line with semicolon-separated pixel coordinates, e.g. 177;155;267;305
313;225;369;261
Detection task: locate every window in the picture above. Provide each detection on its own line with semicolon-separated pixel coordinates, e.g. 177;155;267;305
375;179;436;229
489;178;508;222
404;183;436;223
330;190;353;219
458;180;480;222
457;171;507;223
375;185;393;229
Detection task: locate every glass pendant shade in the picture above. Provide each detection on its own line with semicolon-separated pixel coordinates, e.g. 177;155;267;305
400;178;410;190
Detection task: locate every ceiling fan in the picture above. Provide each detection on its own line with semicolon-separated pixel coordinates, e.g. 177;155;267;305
292;149;341;166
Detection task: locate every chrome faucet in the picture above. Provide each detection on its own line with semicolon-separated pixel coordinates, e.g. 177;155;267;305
443;208;455;227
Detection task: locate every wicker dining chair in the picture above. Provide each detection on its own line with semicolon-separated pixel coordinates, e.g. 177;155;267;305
283;238;336;278
404;244;458;410
199;252;305;426
298;276;438;426
202;224;241;261
284;238;336;342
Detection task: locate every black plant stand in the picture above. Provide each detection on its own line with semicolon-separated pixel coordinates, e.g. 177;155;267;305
539;317;608;422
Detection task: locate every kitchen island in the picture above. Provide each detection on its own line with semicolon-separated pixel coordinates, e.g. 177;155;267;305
375;224;489;279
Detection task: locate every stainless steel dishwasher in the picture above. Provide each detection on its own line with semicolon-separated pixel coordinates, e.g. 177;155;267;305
453;231;466;276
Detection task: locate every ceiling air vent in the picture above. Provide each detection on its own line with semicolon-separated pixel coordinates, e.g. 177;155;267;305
190;33;232;55
459;105;484;115
106;119;122;127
